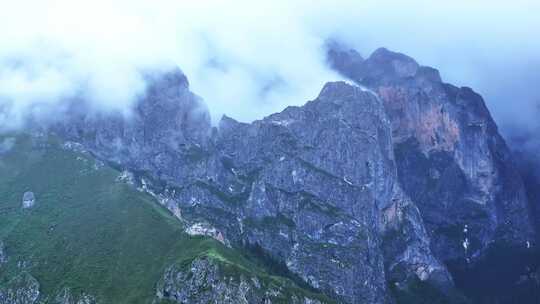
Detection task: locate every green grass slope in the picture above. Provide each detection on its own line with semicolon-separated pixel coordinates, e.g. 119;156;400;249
0;135;330;303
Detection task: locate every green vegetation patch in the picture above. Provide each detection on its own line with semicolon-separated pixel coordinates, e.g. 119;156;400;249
0;134;330;303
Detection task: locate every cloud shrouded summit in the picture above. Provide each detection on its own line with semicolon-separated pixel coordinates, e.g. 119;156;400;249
1;0;539;133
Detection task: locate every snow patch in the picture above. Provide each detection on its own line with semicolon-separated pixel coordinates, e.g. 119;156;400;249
463;238;470;251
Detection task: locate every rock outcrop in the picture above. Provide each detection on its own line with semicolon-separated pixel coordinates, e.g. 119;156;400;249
328;45;537;301
0;272;40;304
54;69;211;185
22;192;35;209
156;256;326;304
0;241;6;264
53;288;96;304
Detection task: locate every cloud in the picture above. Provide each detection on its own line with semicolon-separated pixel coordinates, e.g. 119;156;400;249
0;0;538;133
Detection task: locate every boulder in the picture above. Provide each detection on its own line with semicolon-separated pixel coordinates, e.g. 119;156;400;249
22;192;35;209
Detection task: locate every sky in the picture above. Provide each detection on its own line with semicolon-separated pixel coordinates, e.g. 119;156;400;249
0;0;539;136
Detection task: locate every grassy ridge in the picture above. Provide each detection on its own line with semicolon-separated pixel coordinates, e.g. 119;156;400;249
0;135;330;303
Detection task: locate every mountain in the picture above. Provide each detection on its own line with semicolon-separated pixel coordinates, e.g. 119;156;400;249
328;45;539;303
1;46;538;303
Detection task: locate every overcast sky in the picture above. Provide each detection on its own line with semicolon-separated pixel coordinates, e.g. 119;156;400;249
1;0;539;135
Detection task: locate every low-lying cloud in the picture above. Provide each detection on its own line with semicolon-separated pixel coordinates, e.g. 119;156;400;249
1;0;539;135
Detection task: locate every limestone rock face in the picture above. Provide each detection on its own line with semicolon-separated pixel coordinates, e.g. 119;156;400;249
22;192;35;209
0;273;40;304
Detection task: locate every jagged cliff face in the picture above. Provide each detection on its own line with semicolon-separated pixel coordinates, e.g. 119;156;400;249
50;46;538;303
55;70;211;185
212;82;454;302
210;83;394;302
329;46;538;301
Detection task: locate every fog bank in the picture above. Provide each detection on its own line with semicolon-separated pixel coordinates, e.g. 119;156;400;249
1;0;538;134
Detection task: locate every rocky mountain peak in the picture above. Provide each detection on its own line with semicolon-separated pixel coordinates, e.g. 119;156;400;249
325;41;365;81
53;67;212;184
327;44;537;302
363;47;420;81
369;47;418;66
144;68;190;91
415;66;442;83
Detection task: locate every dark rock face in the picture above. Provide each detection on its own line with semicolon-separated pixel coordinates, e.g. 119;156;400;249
328;46;537;302
507;140;540;302
212;83;393;302
209;82;451;303
511;136;540;239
